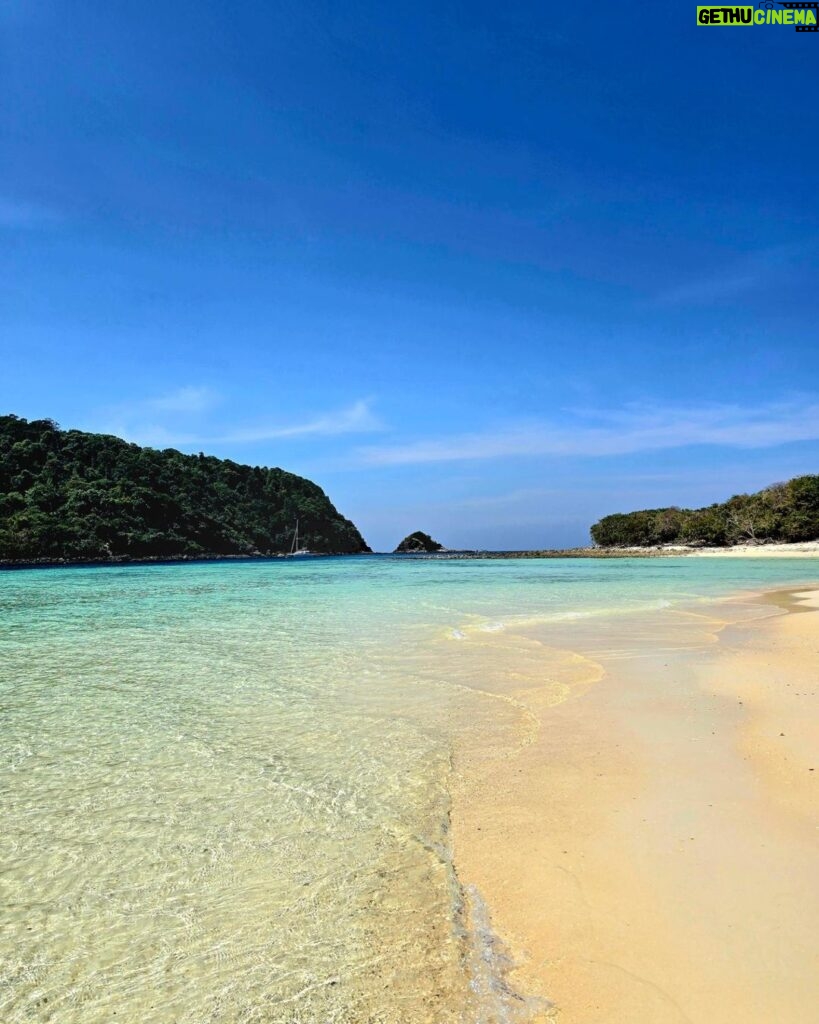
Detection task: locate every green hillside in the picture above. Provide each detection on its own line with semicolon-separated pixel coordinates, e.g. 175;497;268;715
0;415;370;561
590;476;819;548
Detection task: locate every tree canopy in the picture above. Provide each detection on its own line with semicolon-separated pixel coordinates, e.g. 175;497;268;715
0;415;370;561
590;476;819;548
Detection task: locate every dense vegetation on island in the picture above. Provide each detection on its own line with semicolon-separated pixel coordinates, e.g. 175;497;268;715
0;415;370;561
590;475;819;548
394;531;443;553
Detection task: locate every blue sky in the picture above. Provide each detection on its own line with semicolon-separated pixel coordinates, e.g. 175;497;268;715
2;1;817;550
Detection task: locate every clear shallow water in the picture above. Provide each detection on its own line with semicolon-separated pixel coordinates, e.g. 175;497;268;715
1;555;817;1024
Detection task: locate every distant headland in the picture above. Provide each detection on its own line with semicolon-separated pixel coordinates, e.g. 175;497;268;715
589;475;818;548
0;414;370;563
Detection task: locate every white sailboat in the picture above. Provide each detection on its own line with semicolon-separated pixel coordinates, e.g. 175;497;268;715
286;518;311;557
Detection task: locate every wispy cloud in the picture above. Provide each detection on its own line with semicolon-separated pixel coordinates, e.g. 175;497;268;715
144;385;219;414
99;393;382;449
451;487;561;509
212;400;381;444
655;240;816;306
355;398;819;467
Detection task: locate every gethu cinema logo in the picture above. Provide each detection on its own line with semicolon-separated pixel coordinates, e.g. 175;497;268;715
697;3;818;28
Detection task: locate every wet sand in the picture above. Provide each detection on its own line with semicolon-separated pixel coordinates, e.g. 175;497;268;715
452;588;819;1023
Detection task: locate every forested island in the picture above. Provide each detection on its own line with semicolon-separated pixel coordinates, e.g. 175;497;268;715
590;475;819;548
0;415;370;562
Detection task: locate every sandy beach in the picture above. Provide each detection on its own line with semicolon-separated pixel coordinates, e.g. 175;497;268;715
676;542;819;558
452;586;819;1023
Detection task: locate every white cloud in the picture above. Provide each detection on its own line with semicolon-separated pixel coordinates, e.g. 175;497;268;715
452;487;561;509
145;385;220;414
212;400;382;443
355;398;819;467
99;395;382;449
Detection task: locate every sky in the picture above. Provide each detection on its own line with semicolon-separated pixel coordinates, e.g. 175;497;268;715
2;1;818;551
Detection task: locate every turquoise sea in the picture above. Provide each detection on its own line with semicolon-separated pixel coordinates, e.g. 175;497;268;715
2;555;818;1024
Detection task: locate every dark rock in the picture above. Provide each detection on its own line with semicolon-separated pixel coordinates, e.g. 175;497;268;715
394;531;443;553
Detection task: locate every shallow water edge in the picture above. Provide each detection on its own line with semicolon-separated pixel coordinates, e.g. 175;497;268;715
2;558;818;1022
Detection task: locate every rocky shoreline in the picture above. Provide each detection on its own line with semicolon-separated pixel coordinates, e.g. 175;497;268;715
0;551;364;571
393;541;819;559
4;541;817;570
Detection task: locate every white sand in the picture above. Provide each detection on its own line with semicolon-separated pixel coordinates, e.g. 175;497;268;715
452;587;819;1023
